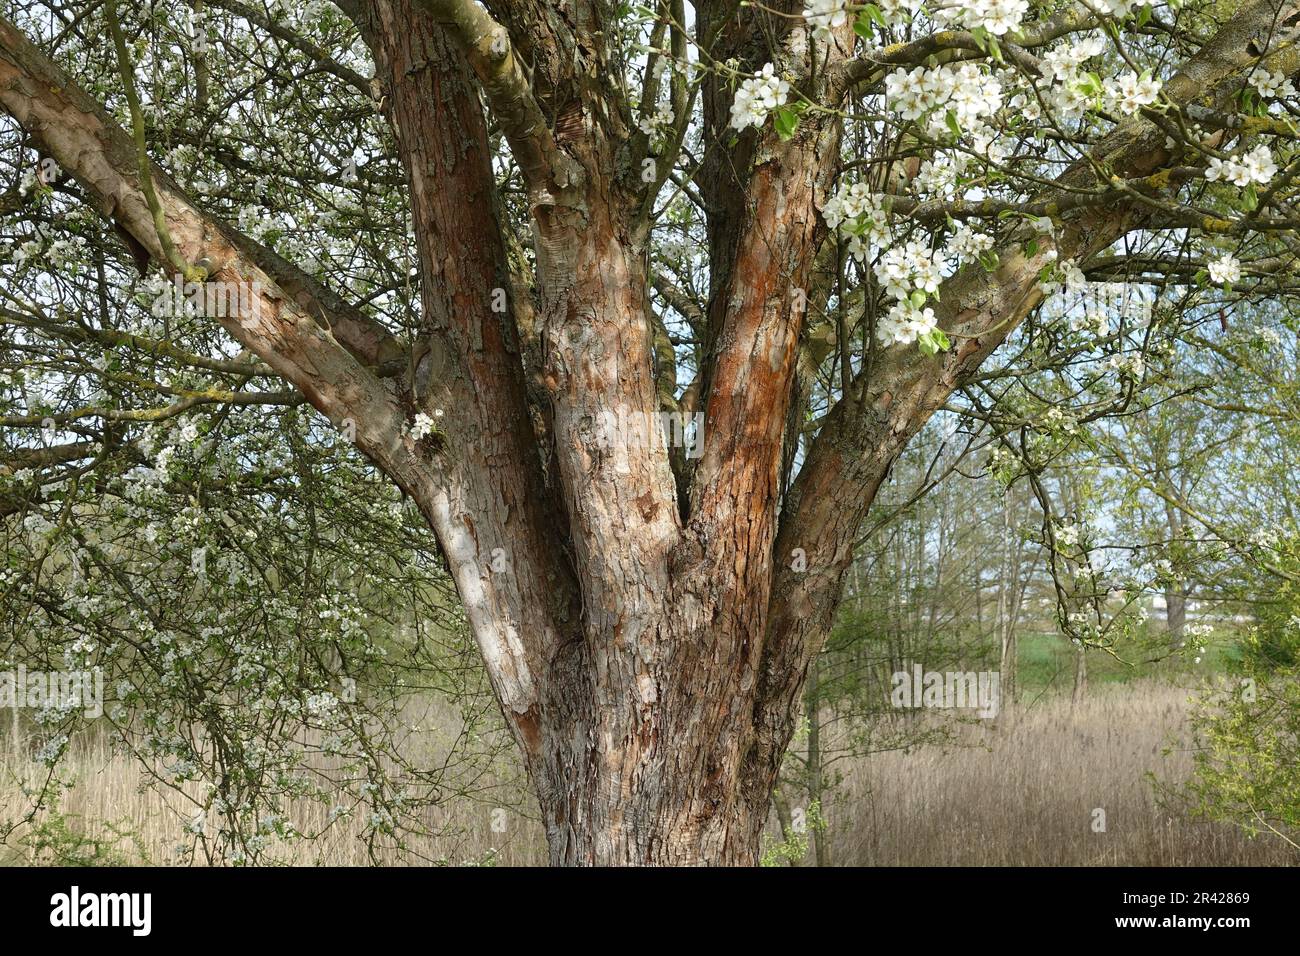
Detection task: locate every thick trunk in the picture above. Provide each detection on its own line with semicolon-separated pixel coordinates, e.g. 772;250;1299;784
531;594;785;866
351;1;835;867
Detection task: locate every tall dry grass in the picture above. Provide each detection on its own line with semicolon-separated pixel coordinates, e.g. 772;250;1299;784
0;697;550;867
0;679;1291;865
825;680;1294;866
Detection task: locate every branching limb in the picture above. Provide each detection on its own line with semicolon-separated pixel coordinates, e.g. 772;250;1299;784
105;0;204;284
415;0;574;192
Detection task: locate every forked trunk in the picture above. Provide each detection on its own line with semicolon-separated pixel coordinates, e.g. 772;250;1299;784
6;0;1280;869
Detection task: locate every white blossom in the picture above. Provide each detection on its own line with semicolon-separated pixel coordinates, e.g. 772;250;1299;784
637;104;674;135
874;239;949;302
885;63;1002;136
1207;253;1241;285
1205;144;1277;188
409;412;438;440
1098;0;1159;17
1041;258;1087;297
878;301;938;346
878;0;916;26
916;152;968;195
1251;69;1298;99
970;0;1029;36
1106;71;1161;115
306;691;341;718
822;182;891;261
935;0;1029;36
945;224;994;262
802;0;850;40
729;64;790;131
1040;36;1107;83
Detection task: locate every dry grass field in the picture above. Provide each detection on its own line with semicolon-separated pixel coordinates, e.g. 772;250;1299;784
0;679;1292;866
828;681;1292;866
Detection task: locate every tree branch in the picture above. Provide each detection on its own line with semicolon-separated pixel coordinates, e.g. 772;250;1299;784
414;0;572;192
749;0;1300;798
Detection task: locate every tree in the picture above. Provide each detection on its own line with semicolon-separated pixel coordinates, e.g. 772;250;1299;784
3;0;1299;864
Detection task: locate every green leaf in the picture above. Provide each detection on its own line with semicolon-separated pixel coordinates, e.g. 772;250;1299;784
909;290;928;309
945;109;962;139
773;106;799;141
1026;237;1039;257
853;10;875;39
917;329;950;355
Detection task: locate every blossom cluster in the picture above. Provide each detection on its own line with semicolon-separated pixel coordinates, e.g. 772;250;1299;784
1205;144;1278;188
1251;69;1298;100
1040;35;1108;83
874;240;952;347
409;410;443;440
637;103;674;136
822;180;891;260
933;0;1030;36
819;186;995;351
821;183;958;349
802;0;850;39
1015;36;1107;123
729;64;790;131
1105;71;1162;115
875;238;948;301
1096;0;1160;15
884;62;1003;137
1207;253;1241;286
879;301;940;346
1039;258;1088;298
945;223;994;262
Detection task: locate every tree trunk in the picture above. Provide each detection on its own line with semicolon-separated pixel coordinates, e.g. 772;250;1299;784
1165;588;1188;649
1072;644;1088;705
805;658;831;867
997;493;1017;715
529;598;789;866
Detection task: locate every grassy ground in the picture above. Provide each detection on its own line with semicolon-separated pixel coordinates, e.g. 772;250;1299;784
1014;627;1242;693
